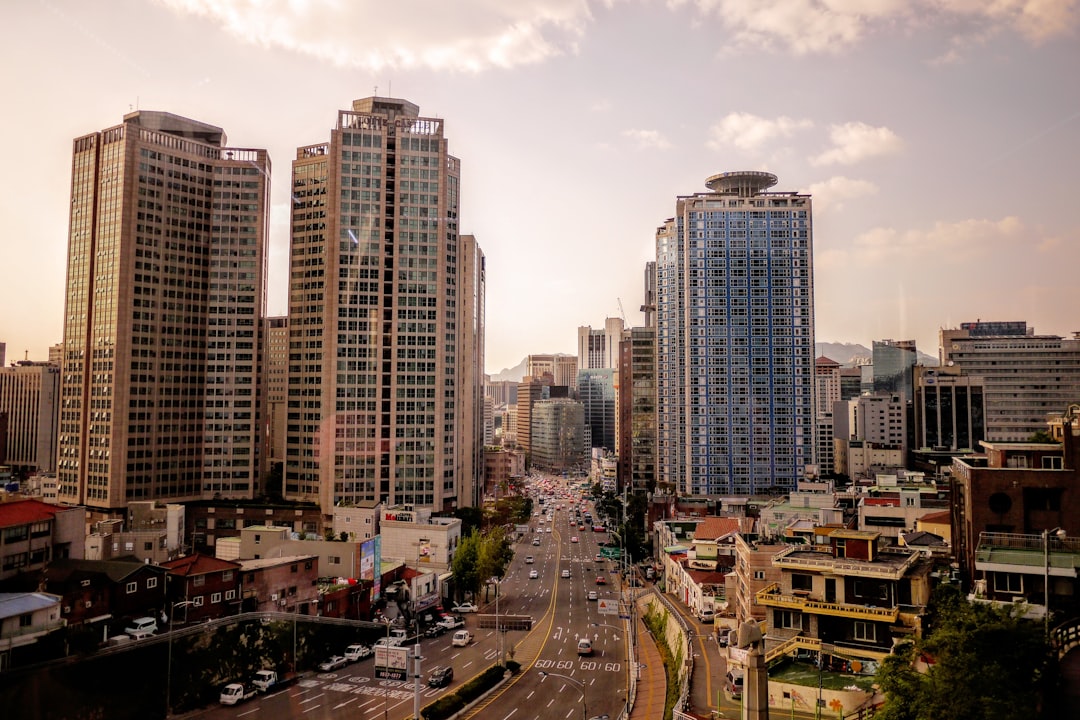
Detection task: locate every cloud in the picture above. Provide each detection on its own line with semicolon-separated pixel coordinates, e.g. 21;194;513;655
669;0;1077;55
805;176;878;214
154;0;594;72
810;122;903;166
852;216;1025;264
622;129;673;150
706;112;812;152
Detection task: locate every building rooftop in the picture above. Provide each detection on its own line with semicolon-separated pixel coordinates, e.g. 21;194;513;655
0;499;63;528
0;592;60;619
238;555;318;571
161;553;241;576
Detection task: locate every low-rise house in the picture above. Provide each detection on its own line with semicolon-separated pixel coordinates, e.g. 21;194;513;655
237;555;319;615
160;553;242;623
757;529;932;662
0;499;84;582
0;592;65;667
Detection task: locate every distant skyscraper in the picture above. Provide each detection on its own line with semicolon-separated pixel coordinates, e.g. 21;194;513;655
577;319;624;370
284;97;481;514
655;171;815;495
814;356;842;475
531;398;585;472
526;354;578;389
578;368;616;453
264;316;289;467
641;261;657;329
618;326;657;493
0;362;60;474
58;111;270;511
872;339;917;401
939;321;1080;441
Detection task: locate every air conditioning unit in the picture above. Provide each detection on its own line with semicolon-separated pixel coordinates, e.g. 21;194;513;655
270;593;278;601
62;606;71;614
84;601;93;608
280;599;287;606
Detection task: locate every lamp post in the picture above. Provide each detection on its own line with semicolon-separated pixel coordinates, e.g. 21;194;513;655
165;599;195;718
538;671;587;720
1044;527;1066;637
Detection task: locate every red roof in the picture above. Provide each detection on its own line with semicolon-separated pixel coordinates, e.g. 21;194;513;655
863;497;900;507
0;499;62;529
160;553;241;577
692;517;741;541
919;510;951;524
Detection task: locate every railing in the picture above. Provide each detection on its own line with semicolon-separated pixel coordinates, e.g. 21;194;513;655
1052;616;1080;659
764;634;821;664
772;547;920;578
756;584;900;621
977;531;1080;553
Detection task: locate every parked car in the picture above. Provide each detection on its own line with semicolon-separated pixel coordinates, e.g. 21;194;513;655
698;608;715;622
428;665;454;688
424;624;447;638
344;644;373;662
437;615;465;631
124;617;158;639
318;656;348;672
220;683;257;705
451;602;478;613
251;670;297;693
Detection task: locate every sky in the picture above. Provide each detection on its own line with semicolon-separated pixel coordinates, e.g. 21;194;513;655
1;1;1078;374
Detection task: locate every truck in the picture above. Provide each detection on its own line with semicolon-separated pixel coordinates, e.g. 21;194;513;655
220;683;257;705
251;669;297;694
437;615;465;631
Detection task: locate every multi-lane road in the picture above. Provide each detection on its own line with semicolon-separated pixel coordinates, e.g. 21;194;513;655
194;486;629;720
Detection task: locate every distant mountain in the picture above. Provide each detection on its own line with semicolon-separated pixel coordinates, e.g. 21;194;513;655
490;342;936;382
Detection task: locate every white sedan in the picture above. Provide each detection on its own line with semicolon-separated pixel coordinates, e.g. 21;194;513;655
452;602;479;613
529;569;539;579
319;656;348;672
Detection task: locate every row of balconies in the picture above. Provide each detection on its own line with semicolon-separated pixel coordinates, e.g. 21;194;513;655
756;582;899;622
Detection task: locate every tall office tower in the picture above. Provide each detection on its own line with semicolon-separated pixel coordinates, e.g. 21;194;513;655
578;368;616;453
939;321;1080;441
264;316;289;467
913;365;985;451
49;344;64;367
0;362;60;474
485;380;517;407
578;319;624;370
839;366;862;401
530;398;585;471
872;339;917;400
618;326;657;493
526;354;578;389
285;97;477;514
516;375;553;460
458;235;486;508
58;111;269;512
814;356;842;475
0;343;5;368
655;171;815;495
641;261;657;329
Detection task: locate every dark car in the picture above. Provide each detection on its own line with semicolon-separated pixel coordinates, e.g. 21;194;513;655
424;624;446;638
428;665;454;688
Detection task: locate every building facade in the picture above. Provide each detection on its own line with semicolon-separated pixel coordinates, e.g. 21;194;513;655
913;365;985;452
531;398;585;472
58;111;270;511
0;362;60;475
284;97;479;515
655;171;815;495
618;326;657;493
577;319;624;371
578;368;616;454
264;316;289;467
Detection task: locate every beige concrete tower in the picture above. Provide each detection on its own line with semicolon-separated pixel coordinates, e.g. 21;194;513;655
58;111;270;512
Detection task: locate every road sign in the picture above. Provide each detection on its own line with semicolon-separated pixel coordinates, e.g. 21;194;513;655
597;598;617;616
601;547;622;559
374;646;409;680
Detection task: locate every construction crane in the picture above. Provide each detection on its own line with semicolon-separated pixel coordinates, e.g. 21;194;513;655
617;297;627;325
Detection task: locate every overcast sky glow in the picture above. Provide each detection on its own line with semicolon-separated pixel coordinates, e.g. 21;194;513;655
1;0;1078;373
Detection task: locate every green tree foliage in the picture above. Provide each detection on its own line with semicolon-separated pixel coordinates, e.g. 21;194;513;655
453;506;484;535
875;585;1055;720
451;530;481;601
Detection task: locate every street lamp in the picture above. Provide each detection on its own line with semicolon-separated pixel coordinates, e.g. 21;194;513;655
165;599;195;717
1044;526;1066;637
538;671;587;720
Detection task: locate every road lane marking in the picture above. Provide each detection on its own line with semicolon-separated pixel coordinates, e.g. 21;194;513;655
333;698;357;709
501;710;518;720
300;693;325;704
303;705;322;713
237;708;259;717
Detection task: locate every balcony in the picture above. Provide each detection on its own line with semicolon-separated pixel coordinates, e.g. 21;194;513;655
756;583;899;622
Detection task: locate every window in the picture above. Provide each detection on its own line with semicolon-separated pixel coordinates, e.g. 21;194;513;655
20;614;32;628
291;564;298;574
81;579;91;588
993;572;1023;594
193;596;204;607
775;610;806;630
753;570;765;580
126;582;137;594
254;533;261;545
329;555;341;565
225;589;236;601
211;592;222;604
147;577;158;589
854;622;877;642
791;573;812;592
834;538;847;558
222;570;233;582
193;575;205;587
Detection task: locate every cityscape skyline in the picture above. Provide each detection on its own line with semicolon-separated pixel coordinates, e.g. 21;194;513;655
2;2;1080;373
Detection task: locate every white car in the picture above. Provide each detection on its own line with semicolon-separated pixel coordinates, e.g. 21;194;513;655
571;536;579;543
561;569;571;578
452;602;478;613
529;569;539;579
525;555;535;564
124;616;158;639
587;591;598;601
545;527;552;533
451;629;473;647
319;656;348;672
344;644;372;662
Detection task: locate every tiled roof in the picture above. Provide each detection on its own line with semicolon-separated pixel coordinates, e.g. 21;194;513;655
692;517;741;541
45;558;160;584
918;510;951;524
160;553;241;576
0;499;61;529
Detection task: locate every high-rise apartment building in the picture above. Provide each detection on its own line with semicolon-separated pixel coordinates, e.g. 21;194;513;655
458;235;486;508
618;325;657;493
814;356;842;475
577;319;624;370
58;111;269;511
655;171;815;495
940;322;1080;441
0;362;60;474
284;97;481;515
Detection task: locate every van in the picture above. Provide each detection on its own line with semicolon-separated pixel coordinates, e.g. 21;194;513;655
451;630;472;647
576;638;593;656
698;608;715;622
124;616;158;639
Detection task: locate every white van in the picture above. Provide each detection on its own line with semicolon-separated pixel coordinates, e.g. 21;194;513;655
124;616;158;639
698;608;715;622
451;630;473;647
576;638;592;656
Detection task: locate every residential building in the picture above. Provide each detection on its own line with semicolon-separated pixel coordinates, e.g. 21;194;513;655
237;555;319;614
160;553;242;622
331;501;383;542
185;499;321;555
577;319;624;371
757;529;932;661
284;96;481;515
730;534;786;625
939;321;1080;441
0;499;85;582
234;524;362;579
483;447;525;496
84;518;170;564
618;325;656;493
655;171;815;495
857;488;948;540
530;398;585;472
0;592;64;667
58;111;270;512
815;356;842;476
458;235;486;509
0;362;60;475
264;316;289;467
834;393;907;478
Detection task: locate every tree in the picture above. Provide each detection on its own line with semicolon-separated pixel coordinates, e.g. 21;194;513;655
453;506;483;536
477;526;514;602
450;531;480;602
875;584;1056;720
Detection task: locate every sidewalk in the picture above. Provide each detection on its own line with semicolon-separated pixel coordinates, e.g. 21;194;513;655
629;594;668;720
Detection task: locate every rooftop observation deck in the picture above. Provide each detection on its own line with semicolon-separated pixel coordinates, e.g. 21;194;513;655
773;545;921;580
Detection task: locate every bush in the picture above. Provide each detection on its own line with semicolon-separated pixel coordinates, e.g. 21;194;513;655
422;664;506;719
504;660;521;675
421;694;466;720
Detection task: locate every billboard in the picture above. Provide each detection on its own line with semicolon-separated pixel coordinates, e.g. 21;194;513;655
361;537;382;601
374;645;410;680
